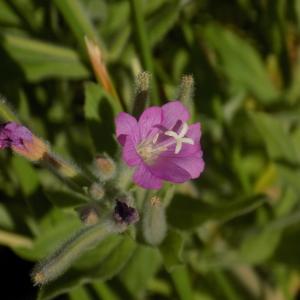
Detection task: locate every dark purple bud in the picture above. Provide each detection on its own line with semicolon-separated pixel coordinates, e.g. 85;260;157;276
113;200;139;225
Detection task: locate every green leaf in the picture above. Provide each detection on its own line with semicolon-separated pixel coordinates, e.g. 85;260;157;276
249;112;299;164
159;229;184;271
0;33;89;81
45;188;90;208
14;211;82;261
84;82;118;154
202;24;279;103
170;266;193;300
274;225;300;266
167;194;266;230
147;0;180;47
91;281;120;300
53;0;100;48
0;1;21;26
239;229;281;264
0;98;19;122
120;245;162;296
11;156;39;196
69;286;91;300
38;236;136;300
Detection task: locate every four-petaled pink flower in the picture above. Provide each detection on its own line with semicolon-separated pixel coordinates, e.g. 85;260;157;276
115;101;204;189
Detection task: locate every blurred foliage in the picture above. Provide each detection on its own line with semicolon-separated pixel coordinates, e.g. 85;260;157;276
1;0;300;299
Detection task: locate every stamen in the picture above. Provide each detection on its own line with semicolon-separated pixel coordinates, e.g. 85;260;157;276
152;133;159;144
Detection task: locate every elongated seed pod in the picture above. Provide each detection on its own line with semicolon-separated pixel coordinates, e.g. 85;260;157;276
142;197;167;246
32;219;126;285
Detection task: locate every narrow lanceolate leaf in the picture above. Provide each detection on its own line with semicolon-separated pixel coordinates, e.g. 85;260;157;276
45;188;90;208
202;24;279;103
53;0;100;49
0;33;89;81
160;229;184;271
147;0;180;47
167;194;266;230
249;111;299;164
170;266;193;300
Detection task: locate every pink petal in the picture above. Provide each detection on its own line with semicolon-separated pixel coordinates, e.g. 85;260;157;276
115;112;139;145
162;101;190;129
149;157;191;183
133;163;163;189
122;137;141;167
138;106;162;139
170;152;205;179
186;123;201;144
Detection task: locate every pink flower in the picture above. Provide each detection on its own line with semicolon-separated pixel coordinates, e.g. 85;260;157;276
115;101;204;189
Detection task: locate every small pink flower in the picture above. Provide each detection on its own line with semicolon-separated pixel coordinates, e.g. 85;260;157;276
115;101;204;189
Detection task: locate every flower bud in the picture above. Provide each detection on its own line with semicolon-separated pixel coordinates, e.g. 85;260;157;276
89;182;105;200
113;200;139;225
132;71;151;117
12;135;48;161
0;122;48;161
178;75;194;104
94;153;116;180
77;203;101;225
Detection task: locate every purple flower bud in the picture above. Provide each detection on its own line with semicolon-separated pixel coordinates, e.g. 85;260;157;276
0;122;32;149
113;200;139;225
0;122;48;161
115;101;205;189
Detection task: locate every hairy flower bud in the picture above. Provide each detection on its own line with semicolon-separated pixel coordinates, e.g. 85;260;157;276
113;200;139;225
94;153;116;180
77;203;101;225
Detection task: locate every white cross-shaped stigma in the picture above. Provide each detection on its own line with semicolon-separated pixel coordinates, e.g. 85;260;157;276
164;122;194;154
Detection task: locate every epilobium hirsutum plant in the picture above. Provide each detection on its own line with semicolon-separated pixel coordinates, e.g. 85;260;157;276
0;71;203;288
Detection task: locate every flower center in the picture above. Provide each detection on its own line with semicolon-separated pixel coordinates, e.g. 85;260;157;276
136;122;194;164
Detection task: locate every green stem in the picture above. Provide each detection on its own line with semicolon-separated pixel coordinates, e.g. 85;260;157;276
212;270;241;300
130;0;159;104
42;152;93;190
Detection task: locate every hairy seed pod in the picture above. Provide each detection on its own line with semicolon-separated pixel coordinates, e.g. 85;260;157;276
32;219;126;285
142;196;167;246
